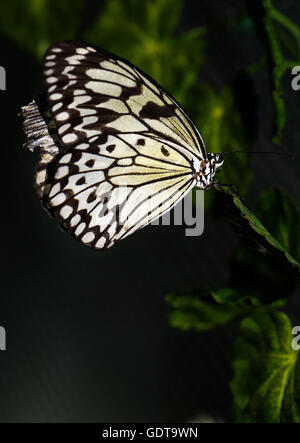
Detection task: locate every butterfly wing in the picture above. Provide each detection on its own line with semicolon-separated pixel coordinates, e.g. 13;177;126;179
43;41;206;157
29;41;207;248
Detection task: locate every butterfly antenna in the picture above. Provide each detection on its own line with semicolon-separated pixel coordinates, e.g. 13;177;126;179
221;150;296;160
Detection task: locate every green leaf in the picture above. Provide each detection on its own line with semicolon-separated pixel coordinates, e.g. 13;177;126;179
216;185;300;267
166;285;285;332
219;187;300;302
231;310;300;422
254;189;300;264
0;0;84;59
166;288;254;332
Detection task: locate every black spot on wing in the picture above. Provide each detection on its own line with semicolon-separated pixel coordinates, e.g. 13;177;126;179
139;101;176;119
76;176;86;185
85;159;94;168
87;189;97;203
106;144;116;153
161;146;170;157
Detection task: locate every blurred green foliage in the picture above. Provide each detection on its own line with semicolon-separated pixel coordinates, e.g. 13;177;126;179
259;0;300;144
0;0;84;59
1;0;300;424
85;0;204;106
190;85;252;206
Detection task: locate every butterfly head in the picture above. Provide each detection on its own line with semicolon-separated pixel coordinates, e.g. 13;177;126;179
194;153;224;189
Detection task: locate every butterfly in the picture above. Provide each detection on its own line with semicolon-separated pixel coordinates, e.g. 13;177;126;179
21;41;224;249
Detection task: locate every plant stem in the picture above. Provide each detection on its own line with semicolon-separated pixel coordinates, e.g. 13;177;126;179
270;7;300;58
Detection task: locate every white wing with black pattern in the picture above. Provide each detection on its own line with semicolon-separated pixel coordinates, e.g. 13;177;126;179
22;41;212;249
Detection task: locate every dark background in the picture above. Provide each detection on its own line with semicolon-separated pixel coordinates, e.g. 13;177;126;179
0;0;299;422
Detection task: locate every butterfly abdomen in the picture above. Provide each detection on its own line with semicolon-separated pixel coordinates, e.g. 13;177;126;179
21;97;61;199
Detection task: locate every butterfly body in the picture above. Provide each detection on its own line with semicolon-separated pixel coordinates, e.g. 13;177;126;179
21;41;224;249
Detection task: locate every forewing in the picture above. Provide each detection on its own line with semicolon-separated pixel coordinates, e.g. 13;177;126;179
43;41;206;158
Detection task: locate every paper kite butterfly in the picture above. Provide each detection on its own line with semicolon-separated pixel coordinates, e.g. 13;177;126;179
21;41;224;249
